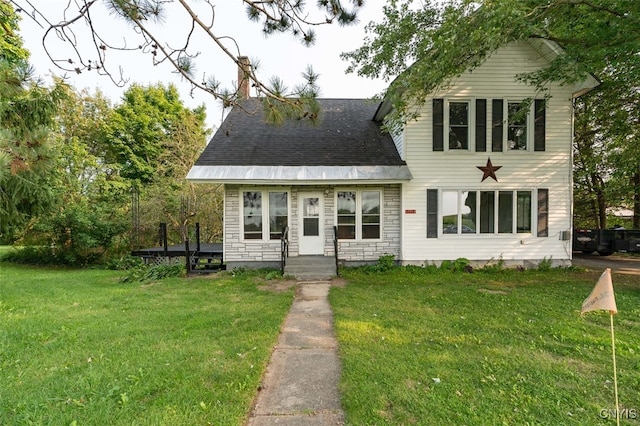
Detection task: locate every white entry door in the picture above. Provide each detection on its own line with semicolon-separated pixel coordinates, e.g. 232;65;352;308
298;193;324;255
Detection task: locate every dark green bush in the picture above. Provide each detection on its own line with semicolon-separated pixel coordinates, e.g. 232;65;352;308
15;203;128;266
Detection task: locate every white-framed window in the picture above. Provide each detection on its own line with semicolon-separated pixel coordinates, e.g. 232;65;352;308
436;98;544;153
441;189;533;235
506;101;531;150
242;189;289;241
269;192;289;239
336;189;381;240
447;100;472;150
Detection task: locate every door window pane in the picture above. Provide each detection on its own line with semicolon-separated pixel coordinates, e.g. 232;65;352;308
302;197;319;237
303;218;319;236
243;191;262;239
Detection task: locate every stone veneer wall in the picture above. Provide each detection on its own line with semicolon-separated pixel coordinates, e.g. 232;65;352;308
336;184;401;264
223;185;282;265
223;184;402;267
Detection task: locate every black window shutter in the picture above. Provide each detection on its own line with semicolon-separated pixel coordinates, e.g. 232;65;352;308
433;99;444;151
492;99;503;152
427;189;438;238
475;99;487;152
534;99;546;151
537;189;549;237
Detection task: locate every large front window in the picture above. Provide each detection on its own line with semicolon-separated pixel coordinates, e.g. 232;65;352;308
337;190;381;240
243;190;289;240
442;190;532;235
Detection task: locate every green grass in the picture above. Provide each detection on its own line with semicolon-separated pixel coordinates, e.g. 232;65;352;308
331;267;640;425
0;264;294;425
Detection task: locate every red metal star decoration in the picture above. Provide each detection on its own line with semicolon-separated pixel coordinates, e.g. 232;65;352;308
477;157;502;182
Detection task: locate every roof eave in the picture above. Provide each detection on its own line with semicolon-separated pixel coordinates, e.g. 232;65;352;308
186;165;413;184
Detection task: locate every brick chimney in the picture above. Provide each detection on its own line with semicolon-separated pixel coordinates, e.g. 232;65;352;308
237;56;251;99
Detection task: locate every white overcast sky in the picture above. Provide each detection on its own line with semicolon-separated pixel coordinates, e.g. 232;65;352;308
17;1;390;129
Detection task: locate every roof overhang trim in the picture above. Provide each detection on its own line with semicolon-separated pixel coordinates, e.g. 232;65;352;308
187;165;413;183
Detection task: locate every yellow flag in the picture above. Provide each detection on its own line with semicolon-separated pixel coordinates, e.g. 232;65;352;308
581;268;617;314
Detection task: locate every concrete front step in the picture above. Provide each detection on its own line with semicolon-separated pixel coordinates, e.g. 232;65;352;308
284;256;337;280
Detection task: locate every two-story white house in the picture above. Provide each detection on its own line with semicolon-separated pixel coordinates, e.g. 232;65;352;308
187;39;598;270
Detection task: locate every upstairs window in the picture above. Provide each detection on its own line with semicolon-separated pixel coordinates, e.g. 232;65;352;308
507;102;528;150
449;101;469;150
436;98;545;153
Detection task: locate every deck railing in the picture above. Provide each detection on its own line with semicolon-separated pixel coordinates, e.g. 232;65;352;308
280;226;289;275
333;226;339;277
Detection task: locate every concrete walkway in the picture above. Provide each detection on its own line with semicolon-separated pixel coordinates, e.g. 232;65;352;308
246;281;344;425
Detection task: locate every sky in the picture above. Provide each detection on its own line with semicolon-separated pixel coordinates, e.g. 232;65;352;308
17;1;390;129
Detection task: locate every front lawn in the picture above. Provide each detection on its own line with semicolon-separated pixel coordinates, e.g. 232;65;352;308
0;265;294;425
331;267;640;425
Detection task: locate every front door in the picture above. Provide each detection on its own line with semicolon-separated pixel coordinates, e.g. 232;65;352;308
299;193;324;255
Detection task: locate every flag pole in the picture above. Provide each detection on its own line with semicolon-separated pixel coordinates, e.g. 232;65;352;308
610;312;620;426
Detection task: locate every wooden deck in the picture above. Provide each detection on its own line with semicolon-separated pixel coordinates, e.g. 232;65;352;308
131;242;224;273
132;242;222;257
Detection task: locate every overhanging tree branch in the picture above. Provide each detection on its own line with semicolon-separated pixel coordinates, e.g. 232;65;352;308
8;0;364;121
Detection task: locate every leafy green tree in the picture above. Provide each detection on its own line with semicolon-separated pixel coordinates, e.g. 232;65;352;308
103;83;207;185
574;79;640;228
99;82;221;248
0;0;28;64
343;0;640;227
13;86;128;263
18;82;217;263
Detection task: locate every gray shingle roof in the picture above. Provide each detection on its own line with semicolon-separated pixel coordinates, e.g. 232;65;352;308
194;98;406;167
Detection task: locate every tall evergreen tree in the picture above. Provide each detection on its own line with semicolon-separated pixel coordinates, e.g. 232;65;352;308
0;1;67;240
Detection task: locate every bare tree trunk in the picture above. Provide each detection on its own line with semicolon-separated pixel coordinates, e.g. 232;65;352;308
589;172;607;228
633;168;640;229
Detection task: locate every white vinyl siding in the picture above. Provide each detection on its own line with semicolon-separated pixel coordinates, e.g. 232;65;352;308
400;40;574;265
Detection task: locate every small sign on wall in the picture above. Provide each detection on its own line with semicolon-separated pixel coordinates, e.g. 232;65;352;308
405;209;416;214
